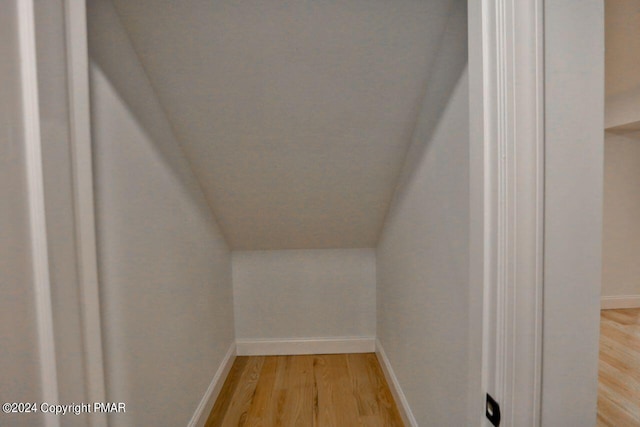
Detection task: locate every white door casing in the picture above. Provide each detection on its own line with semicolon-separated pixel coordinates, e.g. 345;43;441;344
469;0;544;425
63;1;108;426
16;1;59;426
16;2;107;426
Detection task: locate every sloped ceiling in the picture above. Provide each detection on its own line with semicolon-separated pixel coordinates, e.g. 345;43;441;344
111;0;453;250
606;0;640;98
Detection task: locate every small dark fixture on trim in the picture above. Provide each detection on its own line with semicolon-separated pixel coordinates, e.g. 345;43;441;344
485;393;501;426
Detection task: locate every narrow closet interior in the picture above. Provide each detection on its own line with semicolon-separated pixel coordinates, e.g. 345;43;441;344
87;0;469;425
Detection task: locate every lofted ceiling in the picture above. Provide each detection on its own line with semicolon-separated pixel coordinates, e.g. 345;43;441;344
110;0;453;250
606;0;640;99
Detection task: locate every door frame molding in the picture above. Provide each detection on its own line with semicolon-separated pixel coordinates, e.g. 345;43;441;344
63;2;108;425
469;0;545;425
18;2;107;425
17;2;60;426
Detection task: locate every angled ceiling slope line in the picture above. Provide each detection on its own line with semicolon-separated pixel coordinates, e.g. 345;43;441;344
111;0;454;250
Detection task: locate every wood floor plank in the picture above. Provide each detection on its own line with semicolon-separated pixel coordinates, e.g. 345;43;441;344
278;355;315;426
315;354;362;427
343;353;403;427
312;355;339;427
602;309;639;326
597;308;640;427
243;356;280;427
218;356;265;426
205;356;249;427
206;353;404;426
346;353;379;420
362;353;404;426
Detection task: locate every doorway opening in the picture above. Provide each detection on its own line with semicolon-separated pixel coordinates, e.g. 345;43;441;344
599;1;640;424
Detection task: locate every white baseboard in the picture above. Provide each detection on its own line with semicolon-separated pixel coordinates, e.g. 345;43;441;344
187;342;236;427
375;339;418;427
601;295;640;309
235;337;375;356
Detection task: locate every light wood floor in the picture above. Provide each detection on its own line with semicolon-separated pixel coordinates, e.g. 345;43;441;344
204;353;404;426
598;308;640;426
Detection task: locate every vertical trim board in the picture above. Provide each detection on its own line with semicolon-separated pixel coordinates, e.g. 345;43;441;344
17;0;60;425
467;1;489;424
63;2;108;424
476;0;545;425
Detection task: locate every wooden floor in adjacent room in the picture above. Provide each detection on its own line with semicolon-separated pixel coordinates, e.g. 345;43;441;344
597;308;640;426
204;353;404;426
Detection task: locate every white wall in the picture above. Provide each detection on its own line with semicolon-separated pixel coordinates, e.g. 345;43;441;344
87;1;234;426
542;1;604;425
233;249;375;341
602;131;640;298
0;1;44;425
375;1;468;425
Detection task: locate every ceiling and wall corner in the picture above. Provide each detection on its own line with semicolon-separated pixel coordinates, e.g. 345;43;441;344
107;0;455;250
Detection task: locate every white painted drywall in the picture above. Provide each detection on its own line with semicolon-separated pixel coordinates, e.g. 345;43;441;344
105;0;454;250
233;249;376;340
602;131;640;297
375;1;469;424
543;1;604;425
0;1;44;425
87;1;234;426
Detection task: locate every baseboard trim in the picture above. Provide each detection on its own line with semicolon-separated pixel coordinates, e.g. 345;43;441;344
375;339;418;427
601;295;640;309
235;337;375;356
187;342;236;427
